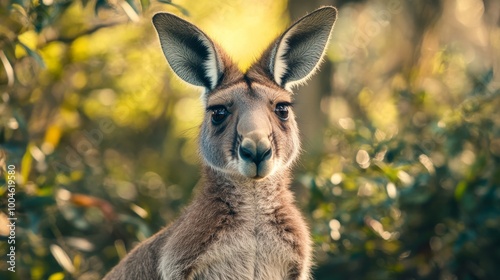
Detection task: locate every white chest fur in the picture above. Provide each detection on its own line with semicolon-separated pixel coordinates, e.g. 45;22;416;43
194;193;295;279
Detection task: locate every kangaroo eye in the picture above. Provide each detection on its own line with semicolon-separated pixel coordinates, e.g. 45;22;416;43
211;106;229;125
274;103;290;121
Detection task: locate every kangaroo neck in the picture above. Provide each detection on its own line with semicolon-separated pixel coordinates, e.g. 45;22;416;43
200;165;292;199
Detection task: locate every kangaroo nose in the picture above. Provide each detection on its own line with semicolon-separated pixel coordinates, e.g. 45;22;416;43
239;138;272;165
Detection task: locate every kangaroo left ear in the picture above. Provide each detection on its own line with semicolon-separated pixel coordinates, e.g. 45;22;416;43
152;13;227;92
263;7;337;90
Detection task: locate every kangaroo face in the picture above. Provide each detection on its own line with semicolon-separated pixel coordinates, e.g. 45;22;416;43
200;82;300;179
152;7;337;180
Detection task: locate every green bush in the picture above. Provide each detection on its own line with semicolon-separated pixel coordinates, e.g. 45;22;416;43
1;0;499;279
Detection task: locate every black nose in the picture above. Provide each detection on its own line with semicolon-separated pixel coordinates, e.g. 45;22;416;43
239;145;272;165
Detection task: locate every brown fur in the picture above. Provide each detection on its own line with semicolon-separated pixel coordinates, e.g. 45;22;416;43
105;6;337;280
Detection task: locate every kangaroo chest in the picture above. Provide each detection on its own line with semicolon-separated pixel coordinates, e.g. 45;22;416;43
192;191;301;280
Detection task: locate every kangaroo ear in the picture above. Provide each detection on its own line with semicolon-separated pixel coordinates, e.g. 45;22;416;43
152;13;225;91
265;7;337;90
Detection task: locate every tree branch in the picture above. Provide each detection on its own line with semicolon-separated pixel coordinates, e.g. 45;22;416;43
41;21;126;46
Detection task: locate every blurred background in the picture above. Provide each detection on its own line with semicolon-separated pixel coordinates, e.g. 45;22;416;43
1;0;499;279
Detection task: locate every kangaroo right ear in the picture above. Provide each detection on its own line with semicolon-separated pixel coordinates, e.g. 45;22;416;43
255;7;337;91
152;13;225;91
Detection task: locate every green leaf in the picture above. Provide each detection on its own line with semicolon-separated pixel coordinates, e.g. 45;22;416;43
481;68;494;86
454;180;467;200
140;0;151;11
472;68;494;95
18;42;46;68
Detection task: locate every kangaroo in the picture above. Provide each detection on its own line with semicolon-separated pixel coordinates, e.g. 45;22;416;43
105;6;337;280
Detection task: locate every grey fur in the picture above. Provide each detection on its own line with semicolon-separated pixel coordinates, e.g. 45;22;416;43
105;6;337;280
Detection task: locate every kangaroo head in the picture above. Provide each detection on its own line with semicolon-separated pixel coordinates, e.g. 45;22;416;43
152;7;337;180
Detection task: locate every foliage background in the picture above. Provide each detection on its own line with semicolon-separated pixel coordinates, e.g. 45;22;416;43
1;0;499;279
